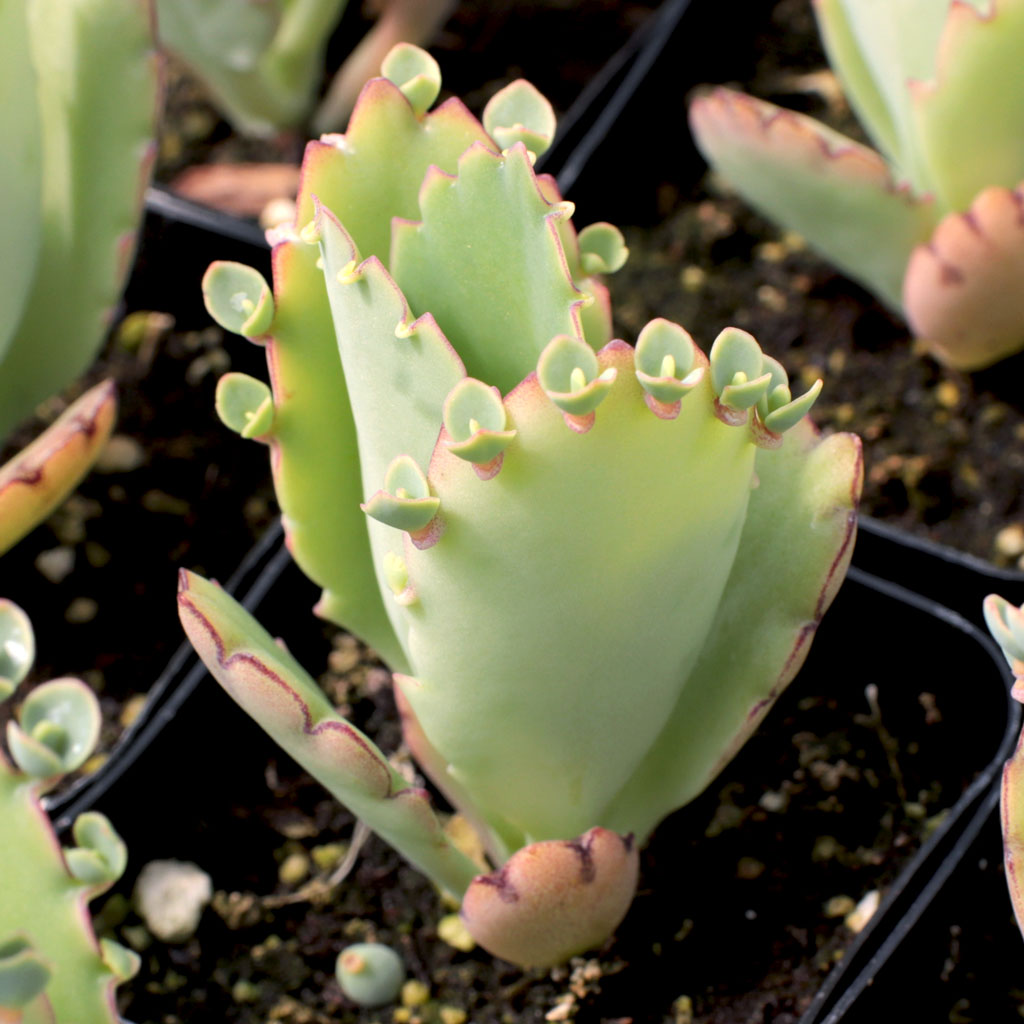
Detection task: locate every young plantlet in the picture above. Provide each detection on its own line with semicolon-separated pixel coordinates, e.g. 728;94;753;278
689;0;1024;370
0;608;138;1023
155;0;453;136
983;594;1024;942
186;44;863;968
0;0;159;439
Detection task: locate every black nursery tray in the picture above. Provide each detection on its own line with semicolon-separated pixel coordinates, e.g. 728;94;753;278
71;528;1018;1024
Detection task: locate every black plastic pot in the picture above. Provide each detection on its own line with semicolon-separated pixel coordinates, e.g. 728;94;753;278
820;791;1022;1022
855;515;1024;632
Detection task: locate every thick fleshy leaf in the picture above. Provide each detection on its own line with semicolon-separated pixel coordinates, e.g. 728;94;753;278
8;678;101;779
155;0;345;135
903;183;1024;370
460;828;638;968
390;142;586;394
0;379;117;558
0;0;158;439
63;813;128;889
910;0;1024;213
177;570;481;898
600;419;861;836
1;765;126;1022
218;71;492;667
0;0;42;366
812;0;952;183
395;341;760;840
689;87;937;310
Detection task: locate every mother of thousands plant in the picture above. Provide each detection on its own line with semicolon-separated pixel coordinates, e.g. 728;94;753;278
689;0;1024;371
184;44;863;967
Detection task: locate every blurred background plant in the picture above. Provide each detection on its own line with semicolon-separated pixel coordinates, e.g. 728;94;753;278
0;0;160;440
689;0;1024;371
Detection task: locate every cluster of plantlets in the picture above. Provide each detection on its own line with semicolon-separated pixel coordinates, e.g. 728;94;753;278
0;382;139;1022
0;0;160;439
189;42;862;967
155;0;454;136
689;0;1024;370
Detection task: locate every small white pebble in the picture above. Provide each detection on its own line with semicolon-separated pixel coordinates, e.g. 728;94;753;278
844;889;881;933
96;435;146;473
35;547;75;583
134;859;213;942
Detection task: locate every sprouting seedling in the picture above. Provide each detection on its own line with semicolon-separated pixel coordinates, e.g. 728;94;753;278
689;0;1024;370
186;44;862;968
335;943;406;1007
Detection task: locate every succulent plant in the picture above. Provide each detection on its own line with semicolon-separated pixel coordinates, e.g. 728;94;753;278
0;0;160;439
0;611;138;1023
689;0;1024;371
183;44;863;968
155;0;453;137
982;594;1024;941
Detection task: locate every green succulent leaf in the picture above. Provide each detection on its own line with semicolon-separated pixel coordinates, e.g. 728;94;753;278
482;78;557;158
633;318;705;409
390;143;584;396
9;678;100;778
361;455;440;534
0;600;35;700
215;372;275;439
442;378;516;466
177;570;481;897
537;334;617;419
0;0;158;439
381;42;441;117
689;88;937;311
98;939;140;983
202;261;275;337
577;222;629;276
63;813;128;887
